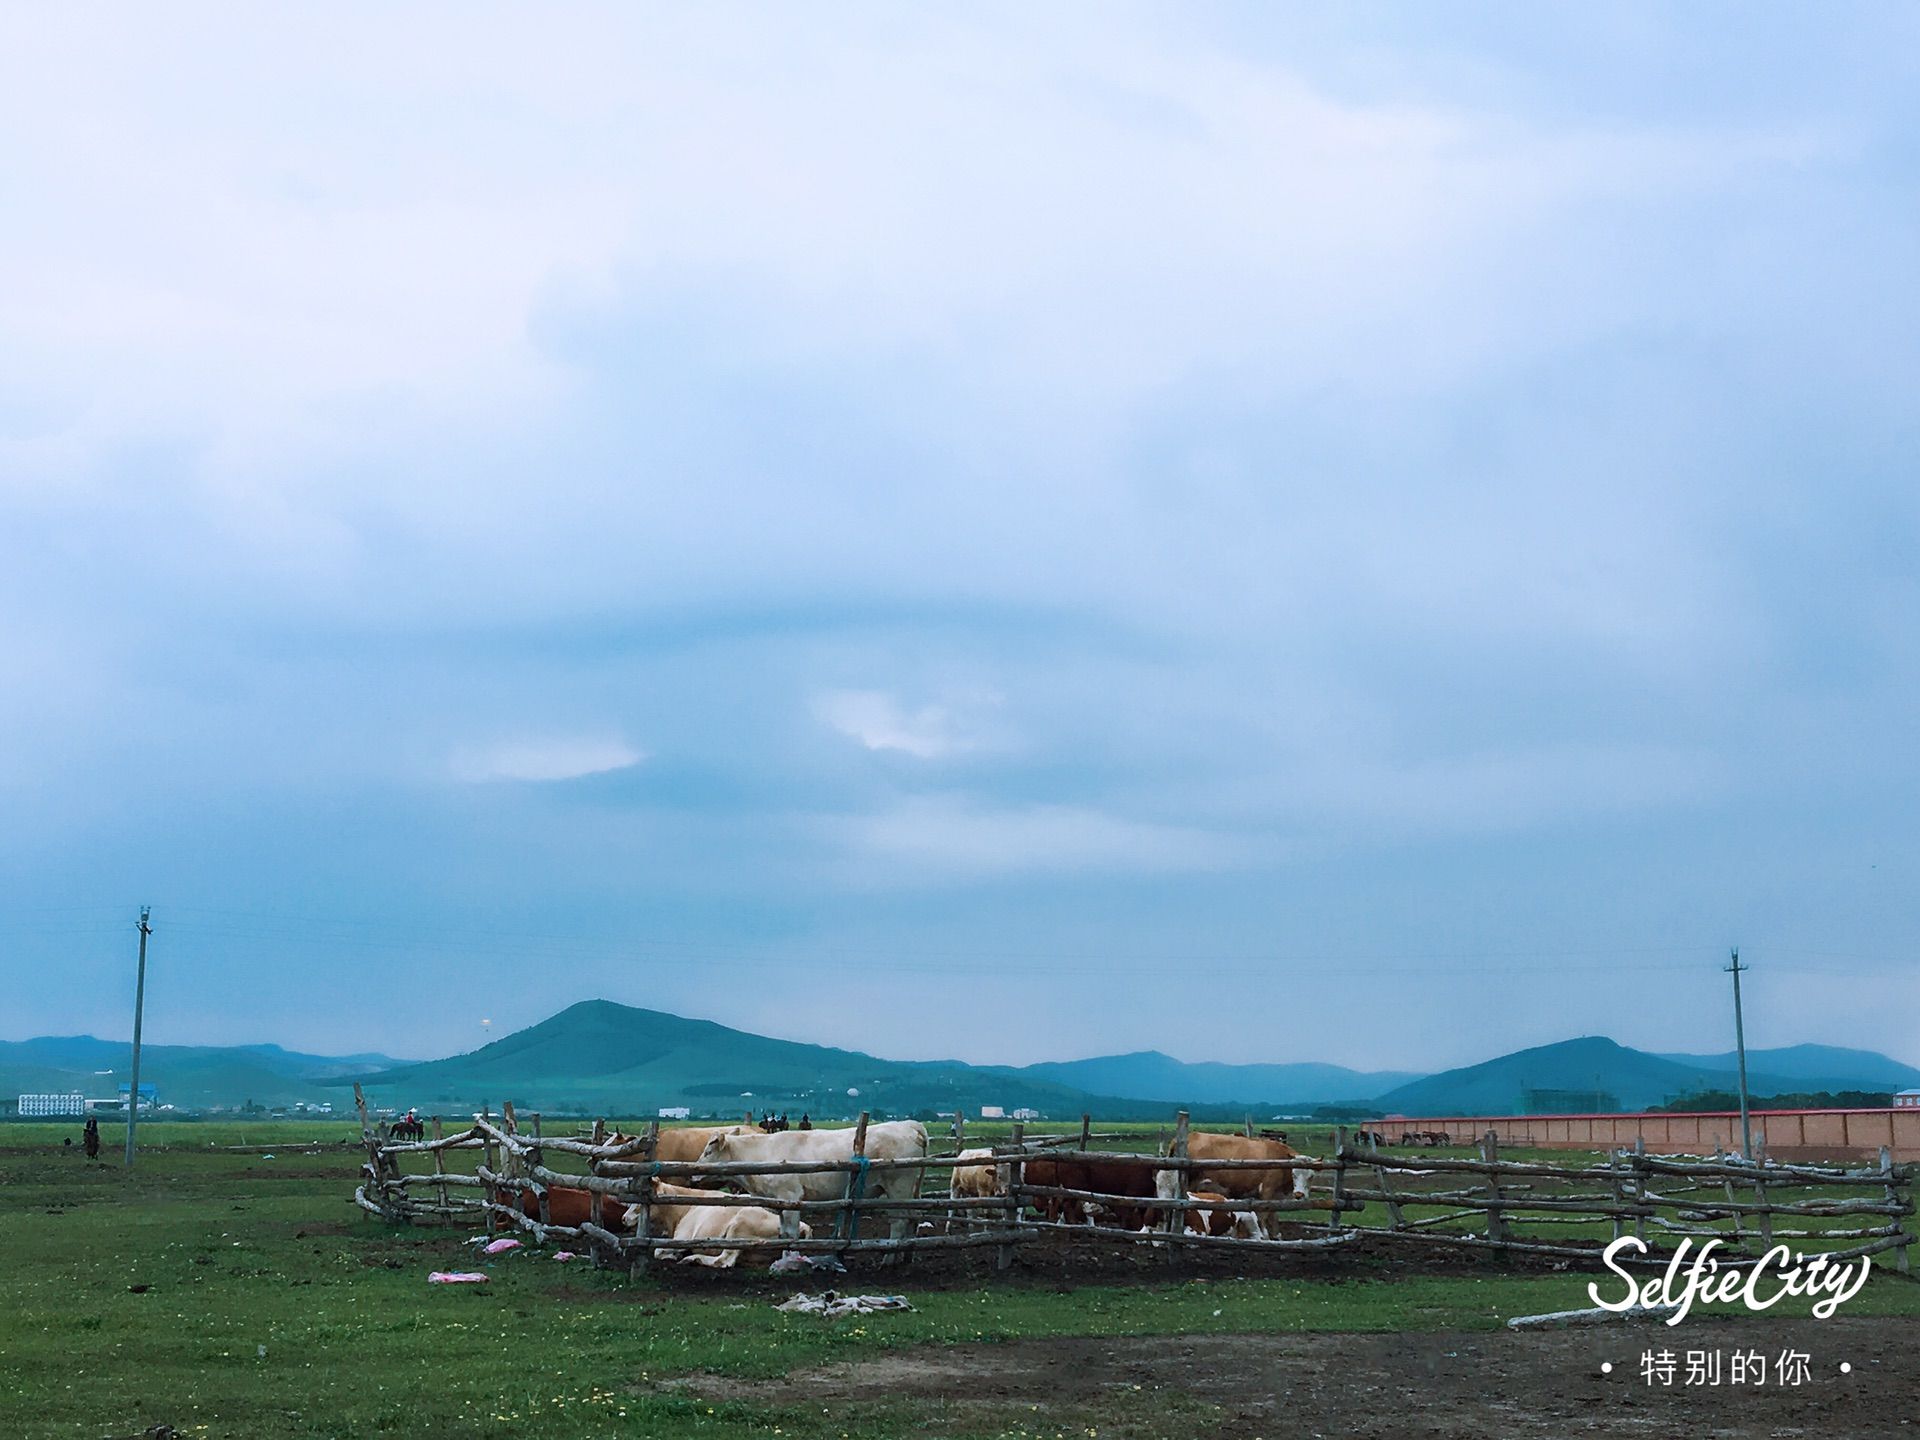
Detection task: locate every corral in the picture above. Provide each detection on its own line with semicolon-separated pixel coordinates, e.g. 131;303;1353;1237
350;1089;1915;1279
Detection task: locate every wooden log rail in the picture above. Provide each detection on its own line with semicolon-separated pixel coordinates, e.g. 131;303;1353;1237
1014;1183;1364;1217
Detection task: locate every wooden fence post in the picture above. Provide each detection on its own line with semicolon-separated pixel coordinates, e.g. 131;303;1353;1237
998;1120;1025;1271
528;1112;550;1228
352;1082;392;1218
1752;1138;1773;1251
1632;1137;1648;1245
1480;1131;1507;1247
1327;1126;1347;1233
631;1120;658;1277
1371;1144;1405;1232
588;1119;607;1265
1608;1147;1625;1245
1883;1145;1911;1277
431;1117;447;1218
1166;1112;1190;1254
841;1111;871;1248
479;1106;497;1233
501;1102;521;1214
1080;1114;1092;1151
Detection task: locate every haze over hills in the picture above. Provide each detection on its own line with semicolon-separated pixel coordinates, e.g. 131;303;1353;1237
1006;1051;1420;1106
1655;1045;1920;1091
8;1004;1917;1119
1370;1036;1917;1116
0;1035;415;1110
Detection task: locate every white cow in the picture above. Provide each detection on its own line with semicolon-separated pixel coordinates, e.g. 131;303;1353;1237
946;1146;1005;1232
697;1121;929;1245
949;1147;1004;1199
623;1181;806;1268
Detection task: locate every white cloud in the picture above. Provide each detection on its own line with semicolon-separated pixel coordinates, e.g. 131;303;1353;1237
812;690;990;759
451;737;644;784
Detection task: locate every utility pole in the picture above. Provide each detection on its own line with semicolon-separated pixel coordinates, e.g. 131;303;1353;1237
125;907;152;1167
1726;946;1753;1161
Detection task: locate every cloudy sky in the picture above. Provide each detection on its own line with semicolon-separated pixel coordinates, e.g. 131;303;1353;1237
3;5;1916;1071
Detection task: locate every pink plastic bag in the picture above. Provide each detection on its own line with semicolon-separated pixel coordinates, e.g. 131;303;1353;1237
482;1238;522;1255
428;1271;490;1284
551;1251;577;1263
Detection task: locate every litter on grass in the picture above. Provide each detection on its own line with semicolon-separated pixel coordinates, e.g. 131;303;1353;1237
775;1292;913;1318
769;1251;847;1276
428;1271;490;1284
482;1238;522;1255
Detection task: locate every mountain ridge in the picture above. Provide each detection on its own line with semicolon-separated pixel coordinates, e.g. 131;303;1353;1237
9;1003;1916;1117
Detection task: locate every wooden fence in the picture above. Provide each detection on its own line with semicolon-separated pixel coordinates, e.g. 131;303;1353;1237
349;1091;1914;1276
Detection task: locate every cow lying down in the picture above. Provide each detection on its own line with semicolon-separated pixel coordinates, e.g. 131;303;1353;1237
514;1184;633;1231
621;1181;808;1268
1183;1190;1261;1240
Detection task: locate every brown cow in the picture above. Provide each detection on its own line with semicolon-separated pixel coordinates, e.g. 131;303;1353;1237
1016;1155;1164;1231
513;1184;632;1231
607;1125;752;1165
1184;1189;1235;1237
1160;1132;1297;1239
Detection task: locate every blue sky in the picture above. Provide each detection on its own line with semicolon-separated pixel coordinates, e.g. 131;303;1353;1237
2;5;1916;1071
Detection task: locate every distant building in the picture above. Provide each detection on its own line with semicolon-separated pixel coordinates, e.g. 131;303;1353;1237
658;1106;692;1120
1011;1108;1041;1121
1896;1090;1920;1109
18;1093;87;1118
978;1105;1006;1119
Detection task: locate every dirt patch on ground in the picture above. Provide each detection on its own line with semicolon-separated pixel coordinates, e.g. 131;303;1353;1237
673;1316;1920;1438
618;1230;1570;1296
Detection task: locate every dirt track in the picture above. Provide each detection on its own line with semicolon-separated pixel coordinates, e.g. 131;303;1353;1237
675;1315;1920;1438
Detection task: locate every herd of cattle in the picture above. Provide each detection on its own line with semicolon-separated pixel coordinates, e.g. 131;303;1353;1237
504;1120;1318;1267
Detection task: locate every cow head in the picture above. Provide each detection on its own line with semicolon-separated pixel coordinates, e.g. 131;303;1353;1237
692;1130;737;1185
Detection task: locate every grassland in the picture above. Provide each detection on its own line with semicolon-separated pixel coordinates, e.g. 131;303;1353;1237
2;1122;1915;1439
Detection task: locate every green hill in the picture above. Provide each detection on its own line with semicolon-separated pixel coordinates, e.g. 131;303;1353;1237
347;1000;1128;1120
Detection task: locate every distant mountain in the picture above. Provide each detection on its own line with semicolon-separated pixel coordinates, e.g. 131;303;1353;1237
348;999;1133;1119
1372;1036;1917;1116
1656;1044;1920;1092
1007;1050;1421;1106
0;1035;415;1109
13;1006;1915;1121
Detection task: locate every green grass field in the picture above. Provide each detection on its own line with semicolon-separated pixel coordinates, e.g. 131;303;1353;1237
2;1123;1914;1439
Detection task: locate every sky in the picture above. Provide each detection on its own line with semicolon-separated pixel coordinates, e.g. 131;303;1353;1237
2;4;1917;1073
